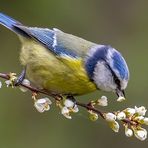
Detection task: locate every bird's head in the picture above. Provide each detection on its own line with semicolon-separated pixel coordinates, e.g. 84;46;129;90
85;45;129;97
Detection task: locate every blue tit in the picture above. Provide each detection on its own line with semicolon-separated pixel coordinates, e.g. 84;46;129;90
0;12;129;97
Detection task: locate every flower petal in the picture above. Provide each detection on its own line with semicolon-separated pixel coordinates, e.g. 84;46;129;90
117;112;126;120
72;105;79;113
134;128;147;141
109;121;120;133
125;108;136;116
98;96;108;106
5;80;11;87
64;99;74;108
143;117;148;125
105;113;116;122
61;107;72;119
34;98;52;113
135;106;147;116
125;127;133;137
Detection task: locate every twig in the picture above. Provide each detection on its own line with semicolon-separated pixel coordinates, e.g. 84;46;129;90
0;72;136;125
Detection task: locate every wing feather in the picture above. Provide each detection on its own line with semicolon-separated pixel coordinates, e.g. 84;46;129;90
15;26;96;58
15;26;79;57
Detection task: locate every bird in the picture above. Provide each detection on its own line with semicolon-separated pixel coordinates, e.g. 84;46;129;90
0;12;129;99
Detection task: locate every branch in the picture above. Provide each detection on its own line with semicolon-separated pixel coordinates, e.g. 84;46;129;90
0;72;104;117
0;72;140;122
0;72;148;141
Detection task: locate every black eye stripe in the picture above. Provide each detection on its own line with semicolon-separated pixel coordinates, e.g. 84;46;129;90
114;76;121;89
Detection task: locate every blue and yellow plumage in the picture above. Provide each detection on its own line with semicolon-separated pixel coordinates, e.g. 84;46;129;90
0;12;129;97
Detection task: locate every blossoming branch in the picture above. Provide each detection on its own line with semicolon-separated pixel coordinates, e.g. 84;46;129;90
0;72;148;141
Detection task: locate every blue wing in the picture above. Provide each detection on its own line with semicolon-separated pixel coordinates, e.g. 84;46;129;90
22;27;80;58
0;13;96;58
12;26;79;58
0;13;78;58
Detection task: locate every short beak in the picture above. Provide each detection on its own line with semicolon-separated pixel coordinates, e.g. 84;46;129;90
116;89;125;98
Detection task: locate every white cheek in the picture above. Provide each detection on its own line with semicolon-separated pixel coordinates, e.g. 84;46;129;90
93;62;116;92
121;80;128;90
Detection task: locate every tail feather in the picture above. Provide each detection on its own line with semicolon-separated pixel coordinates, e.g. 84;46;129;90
0;13;30;37
0;13;22;31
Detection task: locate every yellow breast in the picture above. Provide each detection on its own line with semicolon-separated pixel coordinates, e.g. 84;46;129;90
19;38;96;95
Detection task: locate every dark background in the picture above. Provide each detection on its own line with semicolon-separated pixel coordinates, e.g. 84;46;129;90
0;0;148;147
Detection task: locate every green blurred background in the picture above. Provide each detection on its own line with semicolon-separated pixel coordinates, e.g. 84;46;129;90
0;0;148;147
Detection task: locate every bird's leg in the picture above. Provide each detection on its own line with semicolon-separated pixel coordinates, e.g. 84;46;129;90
14;67;26;86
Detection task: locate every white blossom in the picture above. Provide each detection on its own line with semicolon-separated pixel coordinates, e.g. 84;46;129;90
135;106;147;116
117;96;125;102
125;108;136;116
22;79;30;85
134;116;144;122
63;99;79;113
5;80;11;87
61;106;72;119
97;96;108;106
105;113;116;122
125;127;133;137
34;98;52;113
117;112;126;120
64;99;75;108
143;117;148;125
72;105;79;113
109;121;120;132
61;99;79;119
19;79;31;92
134;128;147;141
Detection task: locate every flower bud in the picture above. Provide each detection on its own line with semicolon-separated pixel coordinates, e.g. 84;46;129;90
19;79;31;92
134;116;144;123
117;112;126;120
64;99;74;108
134;128;147;141
5;80;11;87
61;106;72;119
135;106;147;116
89;111;98;121
105;113;116;122
97;96;108;106
109;121;120;132
125;108;136;116
22;79;30;85
125;127;133;137
143;117;148;125
72;105;79;113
